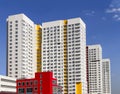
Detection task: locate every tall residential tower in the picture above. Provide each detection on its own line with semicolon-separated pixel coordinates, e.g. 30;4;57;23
42;18;87;94
6;14;36;79
102;59;111;94
86;45;103;94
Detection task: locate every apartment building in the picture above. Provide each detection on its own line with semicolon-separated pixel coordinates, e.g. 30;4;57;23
6;14;36;79
102;59;111;94
86;45;103;94
5;13;112;94
42;18;87;94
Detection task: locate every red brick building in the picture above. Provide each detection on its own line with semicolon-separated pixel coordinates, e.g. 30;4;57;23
16;72;62;94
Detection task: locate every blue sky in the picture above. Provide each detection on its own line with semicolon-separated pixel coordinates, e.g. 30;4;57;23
0;0;120;93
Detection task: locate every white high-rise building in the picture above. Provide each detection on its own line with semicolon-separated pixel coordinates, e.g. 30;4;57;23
6;14;36;79
42;20;65;93
86;45;103;94
67;18;87;94
102;59;111;94
42;18;87;94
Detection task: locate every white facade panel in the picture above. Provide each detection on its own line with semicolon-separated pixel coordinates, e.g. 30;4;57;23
0;75;16;92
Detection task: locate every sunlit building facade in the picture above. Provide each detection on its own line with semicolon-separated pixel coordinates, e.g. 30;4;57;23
102;59;111;94
42;18;87;94
6;14;36;79
86;45;103;94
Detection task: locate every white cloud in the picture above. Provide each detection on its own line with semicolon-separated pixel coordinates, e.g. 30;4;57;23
113;14;119;18
106;0;120;21
112;14;120;21
117;17;120;20
106;8;120;13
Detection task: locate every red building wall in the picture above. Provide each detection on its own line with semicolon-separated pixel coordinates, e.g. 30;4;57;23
16;72;60;94
35;72;53;94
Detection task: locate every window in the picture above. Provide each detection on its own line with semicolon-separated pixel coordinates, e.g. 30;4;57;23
10;36;12;38
9;54;12;56
18;88;24;93
34;87;37;91
18;82;21;86
40;80;42;84
22;82;25;86
9;57;12;60
16;24;18;27
15;31;18;34
26;82;29;86
40;86;42;91
10;21;12;24
34;80;38;85
40;74;42;78
30;81;33;85
27;88;33;93
15;20;18;23
10;32;12;34
52;80;57;85
15;61;18;63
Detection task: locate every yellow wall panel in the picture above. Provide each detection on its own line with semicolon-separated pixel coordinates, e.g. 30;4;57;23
35;25;42;72
76;82;82;94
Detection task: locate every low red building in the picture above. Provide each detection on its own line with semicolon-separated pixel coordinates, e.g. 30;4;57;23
16;72;62;94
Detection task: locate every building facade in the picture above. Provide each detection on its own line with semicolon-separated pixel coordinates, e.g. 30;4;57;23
16;72;62;94
42;18;87;94
6;14;36;79
0;75;16;93
35;25;42;72
86;45;103;94
102;59;111;94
